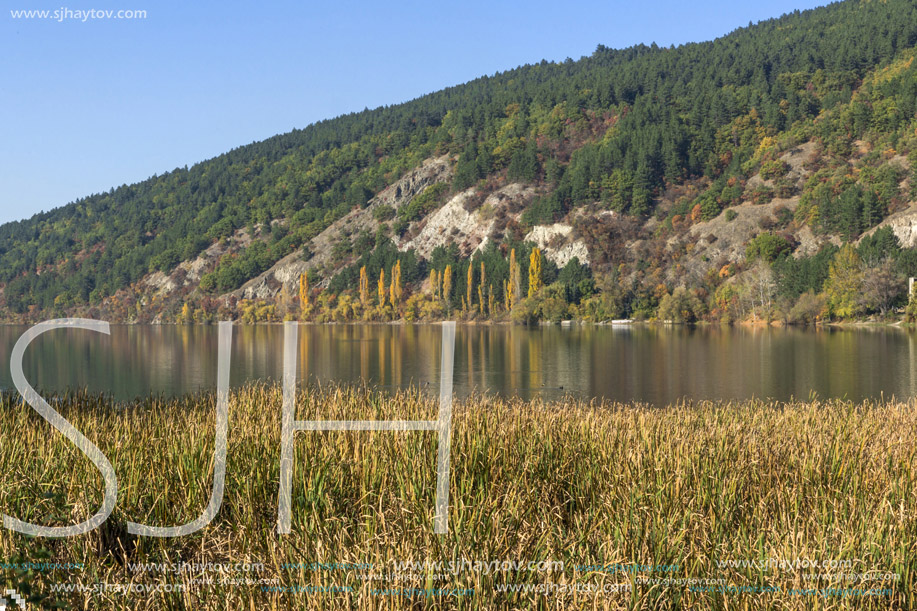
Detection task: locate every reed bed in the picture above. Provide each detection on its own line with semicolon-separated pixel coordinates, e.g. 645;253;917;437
1;384;915;610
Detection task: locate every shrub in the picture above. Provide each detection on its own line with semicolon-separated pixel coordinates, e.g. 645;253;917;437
789;291;826;324
760;158;791;180
747;184;775;205
745;232;792;262
397;183;449;223
372;204;395;221
657;286;704;323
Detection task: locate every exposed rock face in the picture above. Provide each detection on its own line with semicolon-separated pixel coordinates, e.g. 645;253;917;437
144;227;253;297
400;183;538;259
794;225;830;258
195;137;884;305
399;189;478;259
656;141;834;282
674;197;800;281
226;141;828;304
144;271;177;296
239;259;310;301
376;155;454;210
857;156;913;247
523;223;590;267
745;142;815;192
862;204;917;248
233;155;453;299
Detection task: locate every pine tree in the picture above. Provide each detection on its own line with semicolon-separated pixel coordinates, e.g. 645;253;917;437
910;149;917;200
631;165;651;215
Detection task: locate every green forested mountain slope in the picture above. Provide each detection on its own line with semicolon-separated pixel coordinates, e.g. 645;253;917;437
3;0;917;322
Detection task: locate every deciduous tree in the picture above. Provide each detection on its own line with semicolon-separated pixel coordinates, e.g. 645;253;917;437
443;265;452;309
824;244;864;319
528;248;543;297
359;266;369;306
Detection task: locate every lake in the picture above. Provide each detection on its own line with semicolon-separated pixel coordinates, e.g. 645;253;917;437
0;323;914;406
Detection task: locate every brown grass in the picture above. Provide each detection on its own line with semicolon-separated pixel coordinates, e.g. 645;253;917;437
1;385;915;610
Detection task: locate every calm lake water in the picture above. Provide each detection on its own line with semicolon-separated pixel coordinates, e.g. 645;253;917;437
0;323;915;406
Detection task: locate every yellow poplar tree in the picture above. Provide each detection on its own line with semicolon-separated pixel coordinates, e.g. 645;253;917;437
528;247;543;297
359;266;369;306
507;249;518;309
299;273;309;311
512;257;522;308
278;283;292;318
389;260;402;309
378;268;386;306
466;261;474;313
443;265;453;307
478;261;486;315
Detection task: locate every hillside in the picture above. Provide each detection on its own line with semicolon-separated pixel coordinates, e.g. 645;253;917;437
3;0;917;323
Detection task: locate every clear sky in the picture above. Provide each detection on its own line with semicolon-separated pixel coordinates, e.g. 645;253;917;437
0;0;830;225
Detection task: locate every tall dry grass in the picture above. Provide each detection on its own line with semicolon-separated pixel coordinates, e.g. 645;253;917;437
1;384;915;609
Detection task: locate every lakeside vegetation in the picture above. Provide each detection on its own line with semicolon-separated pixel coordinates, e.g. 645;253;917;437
2;384;915;609
179;226;917;326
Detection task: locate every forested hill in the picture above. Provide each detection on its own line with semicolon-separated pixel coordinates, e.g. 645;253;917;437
3;0;917;323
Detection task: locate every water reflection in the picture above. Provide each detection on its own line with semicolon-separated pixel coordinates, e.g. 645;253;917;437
0;323;913;405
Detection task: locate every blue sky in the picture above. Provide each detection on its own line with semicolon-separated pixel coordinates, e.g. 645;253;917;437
0;0;830;225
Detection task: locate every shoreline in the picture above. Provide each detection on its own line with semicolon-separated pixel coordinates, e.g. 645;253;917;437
0;318;913;329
